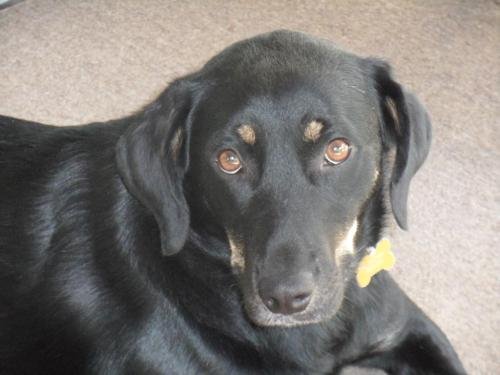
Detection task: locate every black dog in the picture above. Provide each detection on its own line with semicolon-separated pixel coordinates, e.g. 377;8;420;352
0;30;465;374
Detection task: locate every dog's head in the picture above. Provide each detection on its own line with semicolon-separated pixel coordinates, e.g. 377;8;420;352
116;31;431;327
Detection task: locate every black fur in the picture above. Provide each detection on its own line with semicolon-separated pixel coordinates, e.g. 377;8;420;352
0;31;465;374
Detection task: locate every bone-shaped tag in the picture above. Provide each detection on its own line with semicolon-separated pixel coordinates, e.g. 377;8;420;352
356;238;396;288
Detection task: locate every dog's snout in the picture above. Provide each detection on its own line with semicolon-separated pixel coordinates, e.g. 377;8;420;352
258;273;314;315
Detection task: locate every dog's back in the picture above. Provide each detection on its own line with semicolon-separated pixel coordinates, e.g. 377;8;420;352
0;115;125;261
0;116;64;288
0;116;130;373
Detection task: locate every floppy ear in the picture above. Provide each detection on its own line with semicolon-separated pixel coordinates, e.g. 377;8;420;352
369;59;432;229
116;79;194;256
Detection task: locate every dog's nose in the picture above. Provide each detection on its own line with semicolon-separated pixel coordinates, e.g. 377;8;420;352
258;273;314;315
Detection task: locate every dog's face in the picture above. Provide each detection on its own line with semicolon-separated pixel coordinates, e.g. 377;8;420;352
117;31;431;327
186;68;382;326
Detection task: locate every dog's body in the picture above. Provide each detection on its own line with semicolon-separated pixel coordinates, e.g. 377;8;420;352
0;31;465;374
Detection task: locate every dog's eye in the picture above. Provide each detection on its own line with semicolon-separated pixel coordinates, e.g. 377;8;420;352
217;149;242;174
325;138;351;165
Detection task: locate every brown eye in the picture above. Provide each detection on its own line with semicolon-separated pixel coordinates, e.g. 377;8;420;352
217;149;242;174
325;138;351;165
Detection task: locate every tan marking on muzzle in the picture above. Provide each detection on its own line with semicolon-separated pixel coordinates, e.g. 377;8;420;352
170;128;183;160
237;124;256;145
335;219;358;266
385;98;400;134
303;120;324;142
227;232;245;272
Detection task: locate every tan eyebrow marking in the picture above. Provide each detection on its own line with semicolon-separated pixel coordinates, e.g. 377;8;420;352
303;120;324;142
237;124;256;145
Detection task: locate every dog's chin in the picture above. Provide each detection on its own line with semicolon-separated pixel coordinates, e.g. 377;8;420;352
243;291;344;327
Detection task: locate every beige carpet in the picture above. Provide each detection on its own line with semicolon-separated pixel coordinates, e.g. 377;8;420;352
0;1;498;373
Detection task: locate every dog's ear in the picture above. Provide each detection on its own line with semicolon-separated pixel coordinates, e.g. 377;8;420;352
116;79;195;256
368;59;432;229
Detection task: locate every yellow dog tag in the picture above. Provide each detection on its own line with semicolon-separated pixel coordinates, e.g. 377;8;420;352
356;238;396;288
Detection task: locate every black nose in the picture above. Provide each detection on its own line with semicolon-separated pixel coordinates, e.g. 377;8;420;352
258;273;314;315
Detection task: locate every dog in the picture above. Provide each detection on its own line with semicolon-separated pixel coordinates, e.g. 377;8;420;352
0;30;465;374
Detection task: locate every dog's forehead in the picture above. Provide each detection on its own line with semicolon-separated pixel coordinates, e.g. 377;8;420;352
207;46;365;95
192;31;379;146
195;74;377;147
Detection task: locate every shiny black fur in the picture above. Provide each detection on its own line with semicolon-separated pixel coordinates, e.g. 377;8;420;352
0;31;465;374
